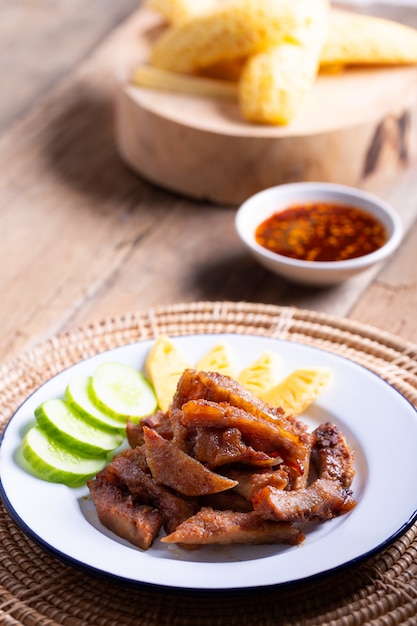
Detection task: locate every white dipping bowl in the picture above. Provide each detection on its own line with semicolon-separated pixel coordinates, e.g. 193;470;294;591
235;182;403;286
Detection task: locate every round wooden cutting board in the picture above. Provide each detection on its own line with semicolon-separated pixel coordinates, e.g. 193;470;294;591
114;7;417;205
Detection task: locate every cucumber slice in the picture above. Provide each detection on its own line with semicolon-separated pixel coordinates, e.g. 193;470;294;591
89;362;158;423
35;399;123;456
66;376;126;433
21;426;107;487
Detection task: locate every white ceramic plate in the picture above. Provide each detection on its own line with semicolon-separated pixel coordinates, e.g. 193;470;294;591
1;333;417;590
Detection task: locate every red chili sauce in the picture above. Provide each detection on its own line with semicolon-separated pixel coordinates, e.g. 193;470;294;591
255;202;388;262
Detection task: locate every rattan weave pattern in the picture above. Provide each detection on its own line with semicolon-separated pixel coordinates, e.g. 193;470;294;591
0;301;417;626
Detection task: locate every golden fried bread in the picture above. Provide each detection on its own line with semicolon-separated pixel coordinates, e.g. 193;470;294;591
150;0;329;74
145;0;221;25
322;10;417;67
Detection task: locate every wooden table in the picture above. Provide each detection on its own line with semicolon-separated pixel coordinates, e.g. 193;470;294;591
2;0;417;368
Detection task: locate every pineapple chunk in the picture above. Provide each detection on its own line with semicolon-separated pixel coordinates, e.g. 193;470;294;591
260;368;332;415
237;351;282;397
145;335;190;412
195;342;236;378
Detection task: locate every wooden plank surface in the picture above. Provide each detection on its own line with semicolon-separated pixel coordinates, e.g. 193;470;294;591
0;0;140;130
350;168;417;340
1;1;417;367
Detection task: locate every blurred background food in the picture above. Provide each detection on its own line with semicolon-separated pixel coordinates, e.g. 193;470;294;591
115;0;417;203
134;0;417;125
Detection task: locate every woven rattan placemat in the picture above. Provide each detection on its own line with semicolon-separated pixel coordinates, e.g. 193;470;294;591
1;301;417;626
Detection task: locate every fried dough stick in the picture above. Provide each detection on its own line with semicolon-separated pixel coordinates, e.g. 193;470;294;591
150;0;327;74
239;0;329;124
145;0;219;25
322;10;417;67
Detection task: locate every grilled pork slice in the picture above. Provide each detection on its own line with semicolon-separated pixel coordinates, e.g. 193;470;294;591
161;507;305;546
224;467;289;500
126;420;144;448
143;426;238;496
126;410;174;448
181;399;311;487
118;443;150;472
108;448;199;534
312;422;355;489
191;426;283;468
172;369;305;436
87;473;163;550
252;478;356;522
172;370;313;487
200;491;254;513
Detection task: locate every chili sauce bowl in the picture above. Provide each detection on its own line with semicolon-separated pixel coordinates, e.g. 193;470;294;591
235;182;403;286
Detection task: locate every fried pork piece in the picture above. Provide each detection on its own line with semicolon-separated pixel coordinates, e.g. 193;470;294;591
119;443;149;472
172;369;295;429
181;399;285;451
168;406;190;452
108;447;199;534
252;478;355;522
252;422;356;523
191;426;283;468
180;397;312;487
161;507;304;546
143;426;238;496
126;410;173;448
87;472;163;550
200;491;254;513
312;422;355;489
126;420;144;448
224;467;289;500
173;370;312;483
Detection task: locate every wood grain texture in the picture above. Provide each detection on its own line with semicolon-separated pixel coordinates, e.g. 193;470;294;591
350;222;417;342
0;0;139;130
349;166;417;342
1;2;417;364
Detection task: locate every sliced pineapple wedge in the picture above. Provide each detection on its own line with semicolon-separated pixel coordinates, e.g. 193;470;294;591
195;342;236;378
260;367;332;415
145;335;190;412
237;350;282;397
